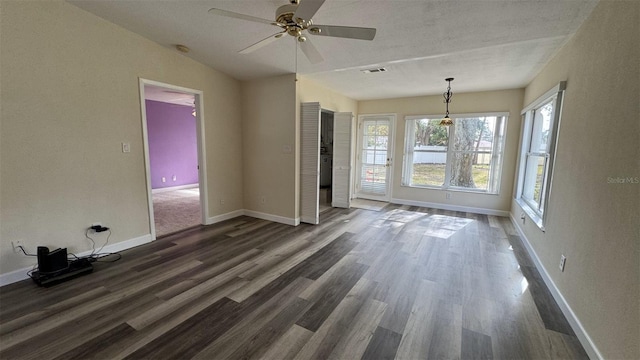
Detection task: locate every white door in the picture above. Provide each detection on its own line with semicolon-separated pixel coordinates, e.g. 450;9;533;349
300;102;321;224
332;112;352;208
356;114;395;201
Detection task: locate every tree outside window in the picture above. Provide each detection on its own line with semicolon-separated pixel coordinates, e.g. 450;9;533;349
403;114;506;194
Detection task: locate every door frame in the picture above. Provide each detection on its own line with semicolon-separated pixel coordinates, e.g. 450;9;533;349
355;113;396;202
138;78;208;240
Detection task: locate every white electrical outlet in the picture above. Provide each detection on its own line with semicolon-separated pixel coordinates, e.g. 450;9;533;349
445;192;451;200
220;199;225;205
162;177;166;183
12;240;22;253
559;254;566;272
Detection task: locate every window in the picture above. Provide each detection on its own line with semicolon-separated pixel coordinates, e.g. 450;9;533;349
516;82;566;229
402;113;507;194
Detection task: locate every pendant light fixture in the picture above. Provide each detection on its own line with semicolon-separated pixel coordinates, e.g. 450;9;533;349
439;77;455;126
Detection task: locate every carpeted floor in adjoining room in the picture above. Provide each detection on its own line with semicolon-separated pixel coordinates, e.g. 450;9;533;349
152;187;201;237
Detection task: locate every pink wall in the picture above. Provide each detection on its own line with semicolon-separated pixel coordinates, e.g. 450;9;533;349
146;100;198;189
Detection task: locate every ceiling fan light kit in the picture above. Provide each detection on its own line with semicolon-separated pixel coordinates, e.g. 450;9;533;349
208;0;376;65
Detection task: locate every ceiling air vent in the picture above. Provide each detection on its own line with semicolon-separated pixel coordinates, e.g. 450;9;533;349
361;68;387;74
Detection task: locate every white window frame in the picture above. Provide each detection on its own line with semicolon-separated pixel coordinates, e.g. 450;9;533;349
402;112;508;194
516;82;566;230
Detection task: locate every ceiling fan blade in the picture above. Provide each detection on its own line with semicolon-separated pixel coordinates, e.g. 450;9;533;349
308;25;376;40
239;31;286;54
299;38;324;64
293;0;326;22
208;8;283;27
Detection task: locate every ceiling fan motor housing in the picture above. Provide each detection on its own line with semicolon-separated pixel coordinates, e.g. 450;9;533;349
276;3;312;38
276;4;297;23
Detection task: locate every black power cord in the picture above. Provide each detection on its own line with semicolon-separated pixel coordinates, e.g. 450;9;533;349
19;226;123;281
15;245;36;256
84;227;121;262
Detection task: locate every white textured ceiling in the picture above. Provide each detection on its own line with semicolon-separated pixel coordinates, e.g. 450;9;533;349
68;0;598;100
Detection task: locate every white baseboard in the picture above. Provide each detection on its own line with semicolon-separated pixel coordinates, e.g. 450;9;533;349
391;198;510;217
206;210;245;225
509;213;602;360
0;209;300;287
78;234;153;257
152;184;198;193
0;234;152;288
206;209;299;226
244;210;299;226
0;265;36;287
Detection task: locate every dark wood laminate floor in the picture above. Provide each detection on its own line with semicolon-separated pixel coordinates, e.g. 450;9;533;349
0;205;589;360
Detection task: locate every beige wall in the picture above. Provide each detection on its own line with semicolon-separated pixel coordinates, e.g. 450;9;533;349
0;1;243;275
358;89;524;213
511;1;639;358
298;77;358;114
241;75;297;221
240;76;357;222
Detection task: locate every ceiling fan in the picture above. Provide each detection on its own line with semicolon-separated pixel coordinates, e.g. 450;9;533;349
208;0;376;64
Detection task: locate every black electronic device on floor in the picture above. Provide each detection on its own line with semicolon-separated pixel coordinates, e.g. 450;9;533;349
30;246;93;287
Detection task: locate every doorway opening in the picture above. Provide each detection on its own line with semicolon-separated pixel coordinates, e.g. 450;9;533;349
139;79;208;239
300;102;352;225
